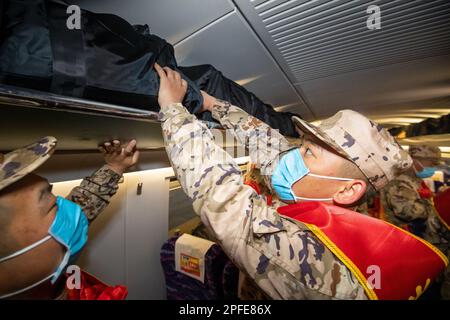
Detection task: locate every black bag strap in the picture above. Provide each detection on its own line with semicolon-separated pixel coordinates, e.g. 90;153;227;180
45;0;86;97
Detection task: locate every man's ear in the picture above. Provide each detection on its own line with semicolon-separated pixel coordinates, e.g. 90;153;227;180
332;180;367;206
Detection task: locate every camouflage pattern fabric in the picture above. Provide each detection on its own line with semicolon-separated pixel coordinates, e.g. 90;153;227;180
211;99;293;175
160;102;367;299
380;173;431;229
292;111;412;191
0;136;57;192
380;173;449;254
380;172;450;299
409;145;442;161
67;165;122;222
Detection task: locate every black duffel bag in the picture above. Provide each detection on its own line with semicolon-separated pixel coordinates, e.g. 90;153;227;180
0;0;300;136
0;0;204;113
180;64;300;136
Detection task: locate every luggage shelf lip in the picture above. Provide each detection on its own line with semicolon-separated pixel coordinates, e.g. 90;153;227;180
0;84;161;122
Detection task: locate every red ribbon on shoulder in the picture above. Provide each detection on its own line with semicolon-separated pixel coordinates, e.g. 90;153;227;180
66;271;128;300
277;201;447;300
244;178;447;299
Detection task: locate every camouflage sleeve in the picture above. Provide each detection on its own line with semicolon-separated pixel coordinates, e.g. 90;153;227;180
211;99;293;171
66;165;122;222
380;177;430;223
424;212;450;256
160;103;367;300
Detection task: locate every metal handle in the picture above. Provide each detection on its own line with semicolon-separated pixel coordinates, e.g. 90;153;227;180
137;182;143;195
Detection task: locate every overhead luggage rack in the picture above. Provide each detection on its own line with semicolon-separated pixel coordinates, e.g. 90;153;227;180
0;84;165;152
0;85;240;153
0;85;160;121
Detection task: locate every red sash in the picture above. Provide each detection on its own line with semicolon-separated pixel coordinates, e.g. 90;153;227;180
417;181;433;199
433;188;450;230
277;202;448;300
66;270;128;300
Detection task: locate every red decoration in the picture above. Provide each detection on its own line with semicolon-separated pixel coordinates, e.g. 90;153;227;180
277;202;447;300
66;271;128;300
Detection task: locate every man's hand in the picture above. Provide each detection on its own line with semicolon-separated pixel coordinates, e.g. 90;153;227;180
154;63;188;108
98;139;140;175
199;90;217;113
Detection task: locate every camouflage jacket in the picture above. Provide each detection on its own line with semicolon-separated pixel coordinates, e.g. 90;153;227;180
160;101;367;300
66;165;122;222
380;173;450;256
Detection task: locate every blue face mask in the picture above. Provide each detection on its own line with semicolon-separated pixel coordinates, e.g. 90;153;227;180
416;167;437;179
271;148;352;202
0;196;88;299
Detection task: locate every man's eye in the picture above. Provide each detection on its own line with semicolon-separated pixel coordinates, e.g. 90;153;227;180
48;184;53;193
305;148;313;156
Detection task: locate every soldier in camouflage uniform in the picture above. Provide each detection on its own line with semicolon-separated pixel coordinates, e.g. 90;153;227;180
154;64;428;300
0;137;139;299
380;145;450;299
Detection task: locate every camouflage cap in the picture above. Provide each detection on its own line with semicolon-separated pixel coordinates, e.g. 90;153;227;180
292;110;412;191
408;145;442;161
0;137;57;192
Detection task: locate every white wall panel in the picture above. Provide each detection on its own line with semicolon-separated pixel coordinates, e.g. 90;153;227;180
124;169;170;299
51;168;171;299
